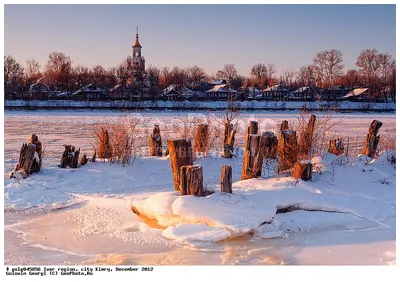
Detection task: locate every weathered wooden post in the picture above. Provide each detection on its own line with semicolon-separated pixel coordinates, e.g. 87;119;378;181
11;134;43;178
220;165;232;193
222;122;236;158
292;161;313;181
29;134;42;173
60;145;81;168
168;139;193;191
242;134;267;180
180;164;204;196
280;120;289;131
328;138;345;155
149;124;163;157
363;120;383;158
91;150;96;162
299;114;316;158
263;131;278;159
60;145;72;168
248;121;259;135
70;148;80;168
278;128;298;173
194;123;209;155
10;134;43;178
98;128;112;159
80;153;88;166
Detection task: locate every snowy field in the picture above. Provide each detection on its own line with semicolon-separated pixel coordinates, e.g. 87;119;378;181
3;110;396;265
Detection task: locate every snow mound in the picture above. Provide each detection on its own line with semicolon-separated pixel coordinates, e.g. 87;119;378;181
161;223;231;242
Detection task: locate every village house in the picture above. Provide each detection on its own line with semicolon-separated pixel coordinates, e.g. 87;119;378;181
319;86;351;101
72;84;105;101
205;84;237;100
238;86;262;99
262;83;289;101
161;84;194;101
108;84;140;100
28;80;50;100
340;88;369;102
288;86;317;101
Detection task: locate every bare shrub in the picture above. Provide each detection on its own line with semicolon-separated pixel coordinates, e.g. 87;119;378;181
296;109;341;158
90;114;147;166
165;113;228;158
378;133;396;153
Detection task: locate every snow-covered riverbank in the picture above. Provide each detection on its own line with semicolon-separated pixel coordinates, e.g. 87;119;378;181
3;111;396;265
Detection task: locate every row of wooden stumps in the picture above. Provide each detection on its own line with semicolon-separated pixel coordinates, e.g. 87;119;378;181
10;134;43;179
59;145;92;168
167;138;233;196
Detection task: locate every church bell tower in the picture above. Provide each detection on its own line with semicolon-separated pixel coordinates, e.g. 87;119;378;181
131;26;145;78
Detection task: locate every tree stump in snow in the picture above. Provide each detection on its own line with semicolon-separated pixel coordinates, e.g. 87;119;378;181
60;145;80;168
80;153;88;166
180;164;204;196
299;114;316;158
220;165;232;193
328;138;345;155
363;120;383;158
194;124;209;155
242;134;267;180
280;120;289;131
98;128;112;159
70;148;80;168
60;145;73;168
149;124;163;157
168;139;194;191
10;134;42;178
248;121;259;135
91;150;96;162
222;122;236;158
278;129;298;173
292;161;312;181
263;131;278;159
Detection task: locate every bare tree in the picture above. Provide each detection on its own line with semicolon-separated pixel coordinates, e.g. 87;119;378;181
4;55;24;96
377;53;395;102
297;65;316;87
44;52;73;92
340;69;359;89
265;64;277;86
185;65;206;88
313;49;344;89
91;65;107;88
170;66;186;87
160;66;172;89
282;69;297;88
250;63;267;88
216;64;238;82
105;67;118;89
356;49;380;98
25;59;42;84
146;65;161;100
73;65;90;90
116;57;133;85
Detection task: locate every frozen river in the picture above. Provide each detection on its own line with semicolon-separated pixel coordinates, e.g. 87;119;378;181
3;110;396;266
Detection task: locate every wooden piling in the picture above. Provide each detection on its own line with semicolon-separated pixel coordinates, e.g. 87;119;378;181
149;124;163;156
363;120;383;158
220;165;232;193
167;139;193;191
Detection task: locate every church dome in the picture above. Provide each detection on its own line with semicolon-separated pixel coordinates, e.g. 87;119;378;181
132;41;142;48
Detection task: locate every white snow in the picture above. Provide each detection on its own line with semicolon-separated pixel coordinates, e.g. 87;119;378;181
161;223;231;242
33;151;40;163
3;111;396;265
